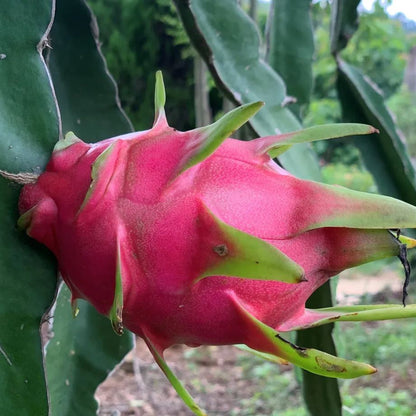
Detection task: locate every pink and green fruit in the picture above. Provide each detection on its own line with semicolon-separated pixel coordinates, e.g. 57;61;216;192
18;72;416;415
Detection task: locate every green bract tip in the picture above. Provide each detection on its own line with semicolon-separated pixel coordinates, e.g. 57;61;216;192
197;204;305;284
253;123;378;158
109;239;124;336
153;70;167;127
53;131;82;153
178;101;264;174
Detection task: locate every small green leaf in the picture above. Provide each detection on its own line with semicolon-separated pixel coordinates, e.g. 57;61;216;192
235;344;288;364
53;132;82;153
108;237;124;335
179;101;264;173
77;142;119;215
297;304;416;330
399;234;416;248
233;297;376;379
71;299;79;318
17;206;36;231
301;181;416;232
198;205;305;284
153;70;167;128
143;334;207;416
254;123;377;158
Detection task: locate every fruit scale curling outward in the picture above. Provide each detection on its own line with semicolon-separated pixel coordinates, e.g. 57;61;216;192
18;71;416;415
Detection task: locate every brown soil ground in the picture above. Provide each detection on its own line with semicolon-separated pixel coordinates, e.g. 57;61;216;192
96;341;273;416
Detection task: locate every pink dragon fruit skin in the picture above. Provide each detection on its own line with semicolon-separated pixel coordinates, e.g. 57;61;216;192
18;72;416;414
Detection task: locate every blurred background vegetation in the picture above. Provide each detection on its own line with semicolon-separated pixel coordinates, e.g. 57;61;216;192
88;0;416;194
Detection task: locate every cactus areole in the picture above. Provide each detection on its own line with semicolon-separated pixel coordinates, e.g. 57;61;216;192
18;72;416;414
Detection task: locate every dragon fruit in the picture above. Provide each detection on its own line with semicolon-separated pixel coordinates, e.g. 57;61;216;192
18;72;416;414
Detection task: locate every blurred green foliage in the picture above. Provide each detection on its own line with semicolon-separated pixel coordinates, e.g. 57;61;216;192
321;163;375;192
307;0;415;191
87;0;195;130
312;0;409;104
233;354;304;416
337;317;416;365
343;389;416;416
343;2;408;99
